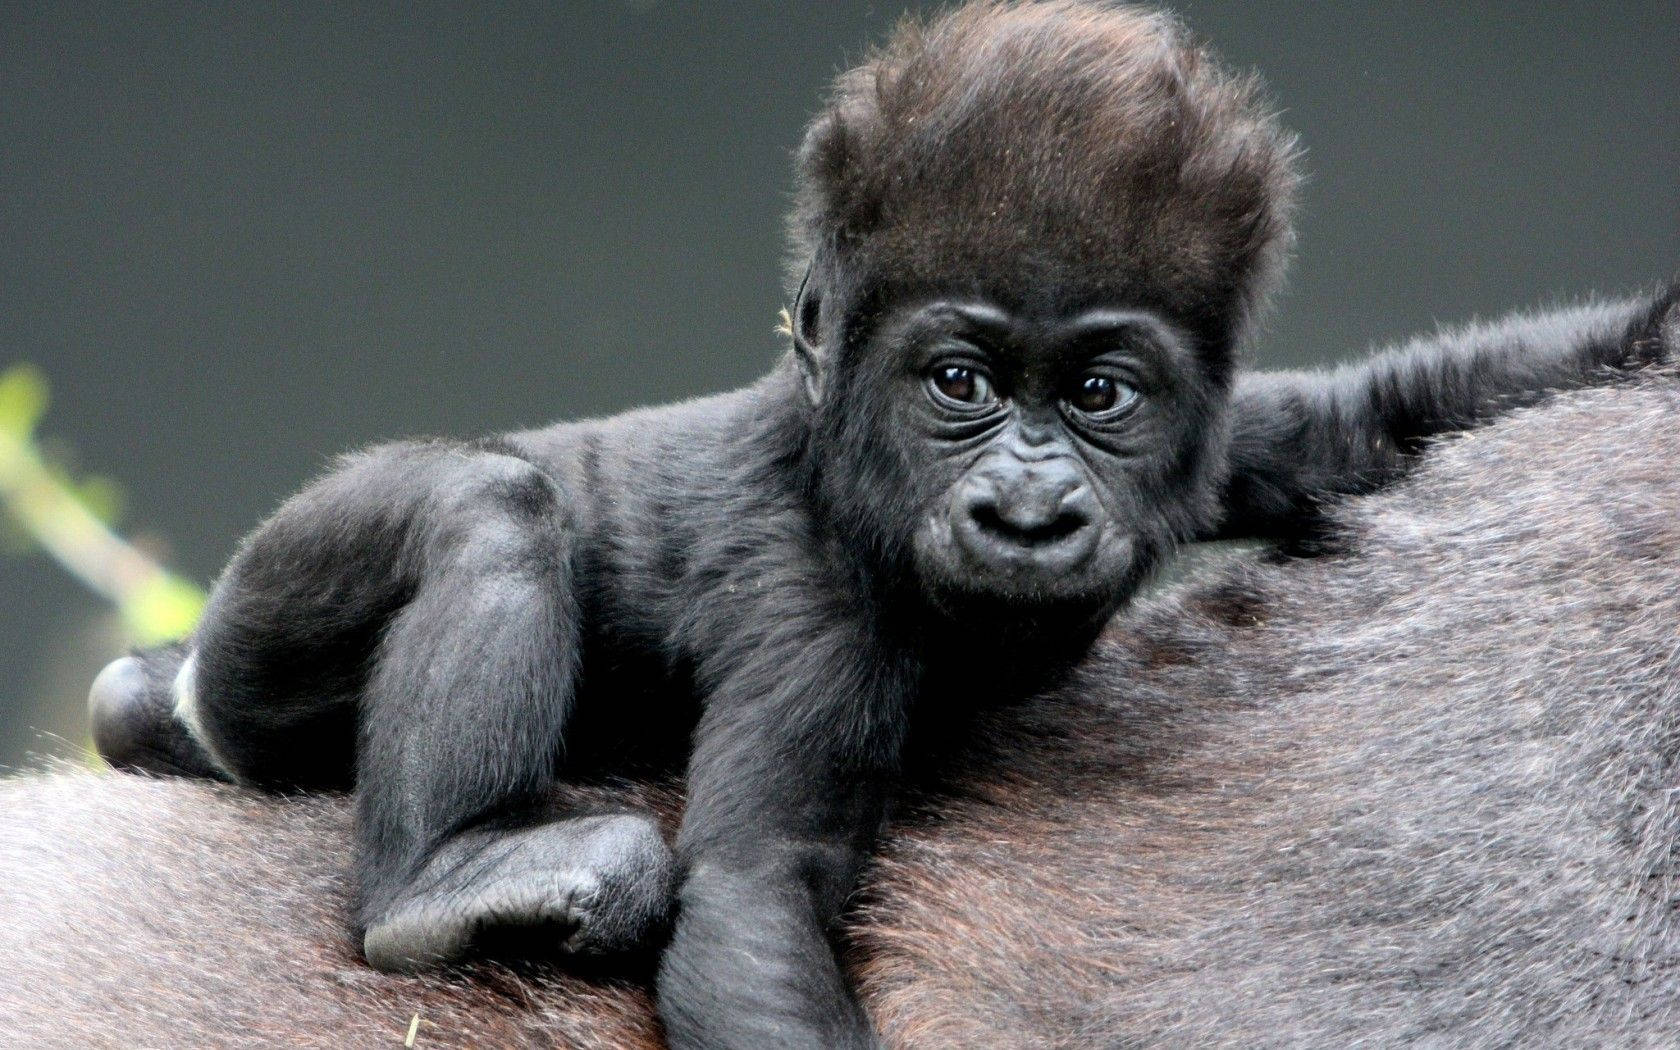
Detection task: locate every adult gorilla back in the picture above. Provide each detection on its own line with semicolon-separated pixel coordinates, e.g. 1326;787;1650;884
5;373;1679;1048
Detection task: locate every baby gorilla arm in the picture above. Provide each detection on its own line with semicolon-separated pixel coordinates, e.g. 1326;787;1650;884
1216;286;1679;541
658;579;914;1050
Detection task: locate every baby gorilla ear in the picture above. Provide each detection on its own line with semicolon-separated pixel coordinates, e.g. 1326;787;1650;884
789;265;828;406
788;100;868;409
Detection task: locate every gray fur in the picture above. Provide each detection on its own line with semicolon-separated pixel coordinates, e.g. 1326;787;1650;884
857;370;1680;1048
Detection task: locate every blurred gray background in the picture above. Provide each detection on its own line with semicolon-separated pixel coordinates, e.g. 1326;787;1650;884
2;1;1676;769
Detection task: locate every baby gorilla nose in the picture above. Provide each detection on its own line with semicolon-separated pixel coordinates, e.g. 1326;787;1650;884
955;461;1099;569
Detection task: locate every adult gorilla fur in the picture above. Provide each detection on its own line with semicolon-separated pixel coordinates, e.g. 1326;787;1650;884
8;369;1680;1048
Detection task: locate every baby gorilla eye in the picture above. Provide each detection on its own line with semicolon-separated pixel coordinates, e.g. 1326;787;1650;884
928;365;998;408
1067;373;1138;416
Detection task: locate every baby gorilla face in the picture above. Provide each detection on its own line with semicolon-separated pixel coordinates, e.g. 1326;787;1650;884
852;296;1226;618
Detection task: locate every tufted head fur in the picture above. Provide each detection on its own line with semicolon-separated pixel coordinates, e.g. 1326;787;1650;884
789;0;1300;353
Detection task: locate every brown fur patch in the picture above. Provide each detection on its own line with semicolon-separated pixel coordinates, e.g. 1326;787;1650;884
790;1;1298;341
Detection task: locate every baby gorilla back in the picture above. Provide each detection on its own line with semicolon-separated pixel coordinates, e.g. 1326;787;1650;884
7;375;1680;1048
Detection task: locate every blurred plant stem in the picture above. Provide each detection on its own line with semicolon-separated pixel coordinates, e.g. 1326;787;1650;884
0;364;204;646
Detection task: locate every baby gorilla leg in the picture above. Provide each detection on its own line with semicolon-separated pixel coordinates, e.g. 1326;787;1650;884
314;444;669;971
111;440;674;970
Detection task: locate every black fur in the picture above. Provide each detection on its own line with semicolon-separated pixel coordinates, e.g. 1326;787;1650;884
33;371;1680;1048
85;3;1678;1047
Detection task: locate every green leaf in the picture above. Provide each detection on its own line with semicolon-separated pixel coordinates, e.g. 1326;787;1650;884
121;575;206;645
0;364;49;438
75;475;125;527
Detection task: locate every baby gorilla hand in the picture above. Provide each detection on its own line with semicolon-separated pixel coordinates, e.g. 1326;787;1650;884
361;813;677;973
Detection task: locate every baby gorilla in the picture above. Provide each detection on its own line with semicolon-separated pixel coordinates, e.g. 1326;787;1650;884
89;2;1677;1047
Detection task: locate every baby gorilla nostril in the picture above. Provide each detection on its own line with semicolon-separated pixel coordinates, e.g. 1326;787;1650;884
970;501;1088;547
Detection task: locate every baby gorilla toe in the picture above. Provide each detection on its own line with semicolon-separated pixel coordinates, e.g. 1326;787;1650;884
88;650;225;780
361;812;678;974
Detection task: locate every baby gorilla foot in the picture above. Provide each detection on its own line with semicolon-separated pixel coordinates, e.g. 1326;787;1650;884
88;649;227;780
361;813;678;973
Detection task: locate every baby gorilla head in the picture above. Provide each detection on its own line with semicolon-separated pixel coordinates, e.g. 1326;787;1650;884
787;0;1298;620
859;299;1217;615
